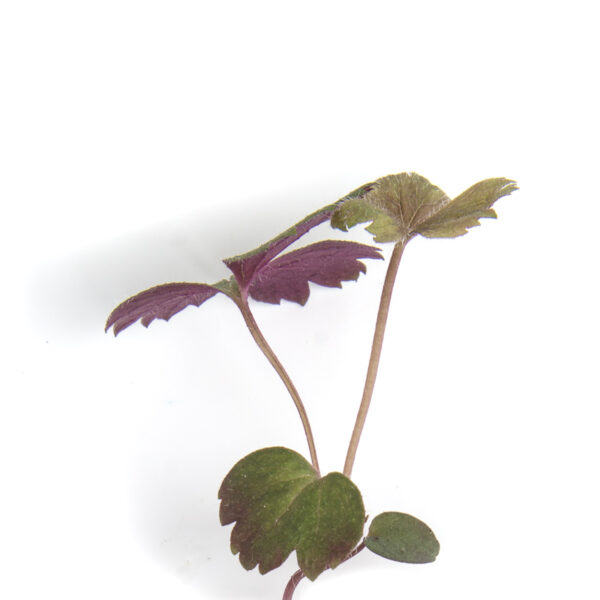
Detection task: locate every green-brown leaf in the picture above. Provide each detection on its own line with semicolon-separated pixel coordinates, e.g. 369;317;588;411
332;172;517;243
365;511;440;564
415;178;518;238
218;447;365;580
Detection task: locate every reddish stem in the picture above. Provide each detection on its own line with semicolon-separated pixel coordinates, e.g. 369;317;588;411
343;241;406;477
282;569;305;600
237;297;320;475
282;543;366;599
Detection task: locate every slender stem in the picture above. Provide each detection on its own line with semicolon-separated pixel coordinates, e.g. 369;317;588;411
282;543;366;600
282;569;304;600
345;540;366;561
237;298;320;476
343;241;406;477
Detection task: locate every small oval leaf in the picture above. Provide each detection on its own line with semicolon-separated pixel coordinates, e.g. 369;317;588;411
365;512;440;564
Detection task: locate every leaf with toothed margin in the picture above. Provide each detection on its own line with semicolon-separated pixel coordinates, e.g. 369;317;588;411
105;200;381;335
332;173;449;242
415;178;519;238
219;447;365;581
365;512;440;564
105;281;225;336
332;172;517;243
223;202;339;292
247;240;382;305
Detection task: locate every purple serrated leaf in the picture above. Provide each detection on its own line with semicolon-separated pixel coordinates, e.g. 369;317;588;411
247;241;383;305
224;205;336;292
105;283;219;336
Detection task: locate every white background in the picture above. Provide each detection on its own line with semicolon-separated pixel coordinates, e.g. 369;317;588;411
2;1;599;599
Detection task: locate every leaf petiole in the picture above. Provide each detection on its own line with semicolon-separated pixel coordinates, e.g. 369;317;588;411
236;298;321;475
343;240;407;477
282;542;366;599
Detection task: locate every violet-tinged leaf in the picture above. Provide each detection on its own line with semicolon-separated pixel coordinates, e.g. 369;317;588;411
248;240;383;305
223;203;338;292
106;197;382;336
219;447;365;581
105;282;221;336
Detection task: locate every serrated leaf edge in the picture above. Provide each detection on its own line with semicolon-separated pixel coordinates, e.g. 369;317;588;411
332;173;517;243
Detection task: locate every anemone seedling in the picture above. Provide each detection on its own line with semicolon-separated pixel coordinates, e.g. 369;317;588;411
106;172;517;598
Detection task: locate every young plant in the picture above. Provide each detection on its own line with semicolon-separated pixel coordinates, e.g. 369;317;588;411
106;172;517;598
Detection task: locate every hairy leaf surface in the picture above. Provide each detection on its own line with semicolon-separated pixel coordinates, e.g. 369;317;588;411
332;172;517;243
105;282;221;335
105;203;380;335
221;202;381;304
219;447;365;580
248;240;383;305
365;512;440;564
224;203;338;291
415;177;518;237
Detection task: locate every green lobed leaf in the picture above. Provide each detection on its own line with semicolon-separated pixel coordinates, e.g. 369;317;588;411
415;178;518;238
332;173;449;243
331;196;401;243
365;511;440;564
332;172;517;243
218;447;365;581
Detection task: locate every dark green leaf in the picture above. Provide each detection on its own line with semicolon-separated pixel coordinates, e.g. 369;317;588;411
365;512;440;564
219;447;365;580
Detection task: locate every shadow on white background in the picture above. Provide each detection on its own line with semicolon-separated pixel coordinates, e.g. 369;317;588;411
18;179;599;599
21;186;395;599
3;1;599;599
